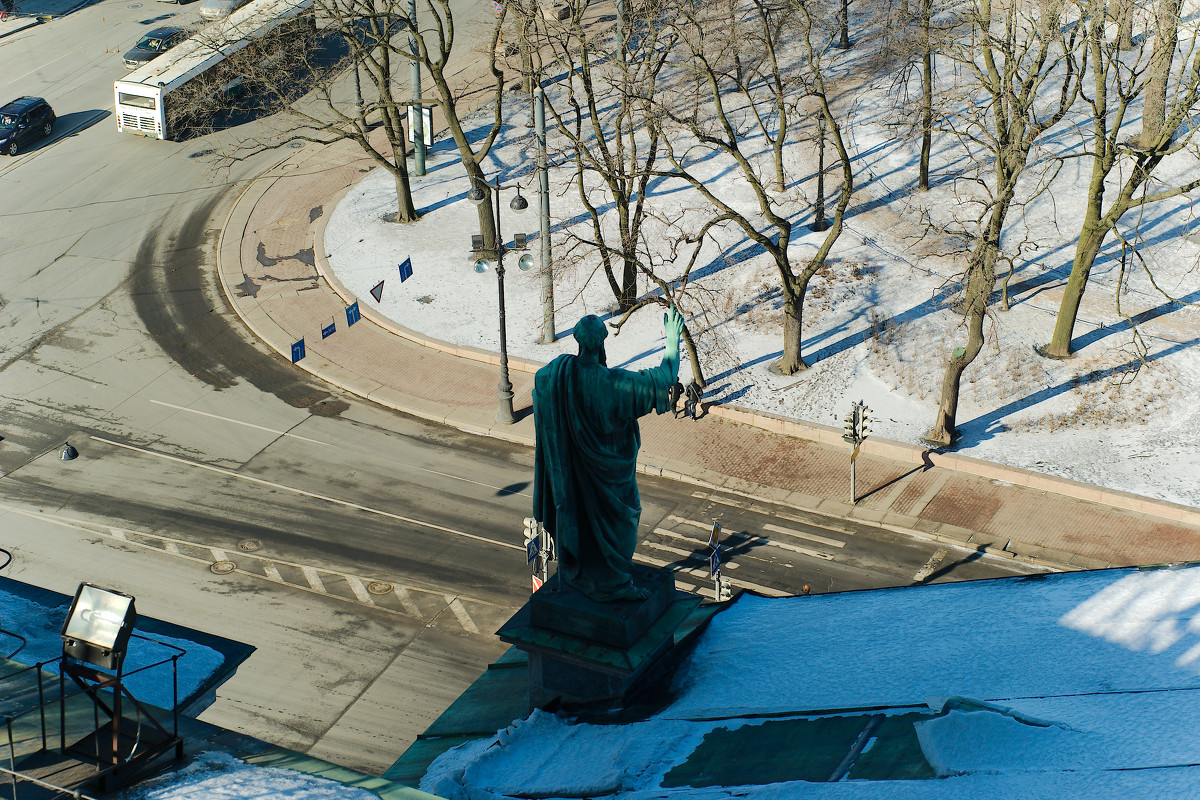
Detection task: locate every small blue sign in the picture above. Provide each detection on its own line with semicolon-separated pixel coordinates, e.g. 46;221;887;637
398;257;413;282
526;537;538;564
291;339;306;363
321;321;336;339
709;548;721;578
346;302;361;326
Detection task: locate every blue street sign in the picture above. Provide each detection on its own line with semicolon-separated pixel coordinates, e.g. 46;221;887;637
346;302;361;326
709;548;721;577
291;339;305;363
398;257;413;282
527;537;538;564
321;321;336;339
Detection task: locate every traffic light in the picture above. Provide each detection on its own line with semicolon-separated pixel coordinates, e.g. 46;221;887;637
718;576;732;601
843;409;857;444
522;517;538;545
860;403;872;440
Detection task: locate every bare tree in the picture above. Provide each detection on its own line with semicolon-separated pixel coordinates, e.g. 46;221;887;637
1041;0;1200;357
513;0;674;312
925;0;1081;444
1140;0;1184;143
651;0;854;376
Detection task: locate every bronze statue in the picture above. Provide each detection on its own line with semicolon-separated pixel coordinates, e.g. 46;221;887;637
532;307;684;602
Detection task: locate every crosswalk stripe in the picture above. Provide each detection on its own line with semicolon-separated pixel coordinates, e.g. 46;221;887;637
346;575;374;604
654;526;832;562
393;586;422;617
634;554;790;597
763;523;846;549
263;564;284;583
913;548;948;582
447;598;479;634
301;566;326;592
646;539;739;568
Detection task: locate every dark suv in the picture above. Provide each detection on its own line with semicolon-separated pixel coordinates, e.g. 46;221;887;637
0;97;55;156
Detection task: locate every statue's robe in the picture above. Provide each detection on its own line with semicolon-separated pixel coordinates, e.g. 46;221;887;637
532;353;674;601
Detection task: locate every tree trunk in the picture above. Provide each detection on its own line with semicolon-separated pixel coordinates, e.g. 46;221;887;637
838;0;850;48
465;158;499;255
1114;0;1134;49
919;0;933;191
926;256;989;444
682;325;707;387
1043;221;1108;357
1142;0;1183;145
775;286;807;374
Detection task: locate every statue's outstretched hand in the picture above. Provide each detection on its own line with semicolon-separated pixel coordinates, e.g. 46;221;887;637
664;305;685;344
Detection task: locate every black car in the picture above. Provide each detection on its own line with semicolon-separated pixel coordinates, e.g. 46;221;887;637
123;27;190;70
0;97;55;156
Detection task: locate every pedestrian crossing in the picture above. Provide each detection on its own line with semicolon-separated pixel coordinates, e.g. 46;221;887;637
638;501;853;599
7;507;502;637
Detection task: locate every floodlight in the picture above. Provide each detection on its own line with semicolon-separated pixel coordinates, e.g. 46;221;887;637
473;258;491;273
467;185;487;205
518;253;535;271
513;232;528;249
61;583;136;670
471;234;485;252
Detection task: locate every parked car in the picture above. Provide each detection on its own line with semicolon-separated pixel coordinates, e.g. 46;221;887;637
123;27;191;70
198;0;254;20
0;96;55;156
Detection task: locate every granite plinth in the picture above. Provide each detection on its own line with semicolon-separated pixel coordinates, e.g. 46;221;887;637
498;570;717;710
529;566;675;648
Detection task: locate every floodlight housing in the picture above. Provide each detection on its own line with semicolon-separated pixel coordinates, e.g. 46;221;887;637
467;185;487;205
509;192;528;213
61;583;136;671
518;253;535;271
473;258;491;273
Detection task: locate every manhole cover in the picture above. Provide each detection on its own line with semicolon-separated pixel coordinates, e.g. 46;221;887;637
210;560;237;575
238;539;262;552
127;2;142;6
367;581;393;595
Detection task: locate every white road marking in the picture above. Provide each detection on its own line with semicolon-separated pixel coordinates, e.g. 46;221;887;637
393;586;422;617
646;539;740;568
346;575;374;604
89;435;522;551
447;598;480;634
149;400;333;446
418;467;532;498
655;526;832;562
692;491;860;535
301;566;326;592
210;548;229;562
913;548;948;582
667;516;718;531
0;504;505;620
763;523;847;549
635;554;790;597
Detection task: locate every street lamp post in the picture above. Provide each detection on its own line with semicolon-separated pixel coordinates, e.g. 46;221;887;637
468;177;532;425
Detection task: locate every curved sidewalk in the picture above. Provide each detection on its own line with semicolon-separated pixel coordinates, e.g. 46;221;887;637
216;138;1200;574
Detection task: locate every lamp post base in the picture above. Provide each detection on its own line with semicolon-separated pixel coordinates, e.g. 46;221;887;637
497;384;515;425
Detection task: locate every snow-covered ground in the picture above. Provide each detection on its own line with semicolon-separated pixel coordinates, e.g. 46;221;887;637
117;751;380;800
419;564;1200;798
324;33;1200;510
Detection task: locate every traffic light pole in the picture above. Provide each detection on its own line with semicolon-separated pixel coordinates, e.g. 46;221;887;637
843;400;872;505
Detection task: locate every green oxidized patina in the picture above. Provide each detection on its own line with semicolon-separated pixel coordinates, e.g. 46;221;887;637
533;307;684;603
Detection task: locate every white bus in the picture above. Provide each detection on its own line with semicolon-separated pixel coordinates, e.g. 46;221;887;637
114;0;315;140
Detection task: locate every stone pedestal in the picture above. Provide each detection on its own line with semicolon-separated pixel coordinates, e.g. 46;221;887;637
498;566;715;710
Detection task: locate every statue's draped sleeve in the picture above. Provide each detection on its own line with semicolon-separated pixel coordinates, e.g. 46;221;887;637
533;354;674;599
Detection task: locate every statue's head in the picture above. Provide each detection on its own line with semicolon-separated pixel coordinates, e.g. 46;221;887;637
574;315;608;366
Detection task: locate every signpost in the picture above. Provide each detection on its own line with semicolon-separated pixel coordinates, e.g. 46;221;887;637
708;522;731;601
523;517;554;593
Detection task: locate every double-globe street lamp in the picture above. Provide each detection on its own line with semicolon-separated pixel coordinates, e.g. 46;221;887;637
468;177;534;425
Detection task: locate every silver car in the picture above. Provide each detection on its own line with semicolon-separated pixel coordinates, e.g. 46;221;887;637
198;0;254;20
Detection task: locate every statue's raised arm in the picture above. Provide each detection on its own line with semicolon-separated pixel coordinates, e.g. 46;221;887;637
532;308;684;602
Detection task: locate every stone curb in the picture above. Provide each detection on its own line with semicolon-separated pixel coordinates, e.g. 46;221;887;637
217;152;1193;581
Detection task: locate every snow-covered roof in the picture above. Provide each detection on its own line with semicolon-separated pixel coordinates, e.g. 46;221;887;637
419;563;1200;798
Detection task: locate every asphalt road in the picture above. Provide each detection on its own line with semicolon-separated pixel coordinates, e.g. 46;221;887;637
0;0;1043;777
